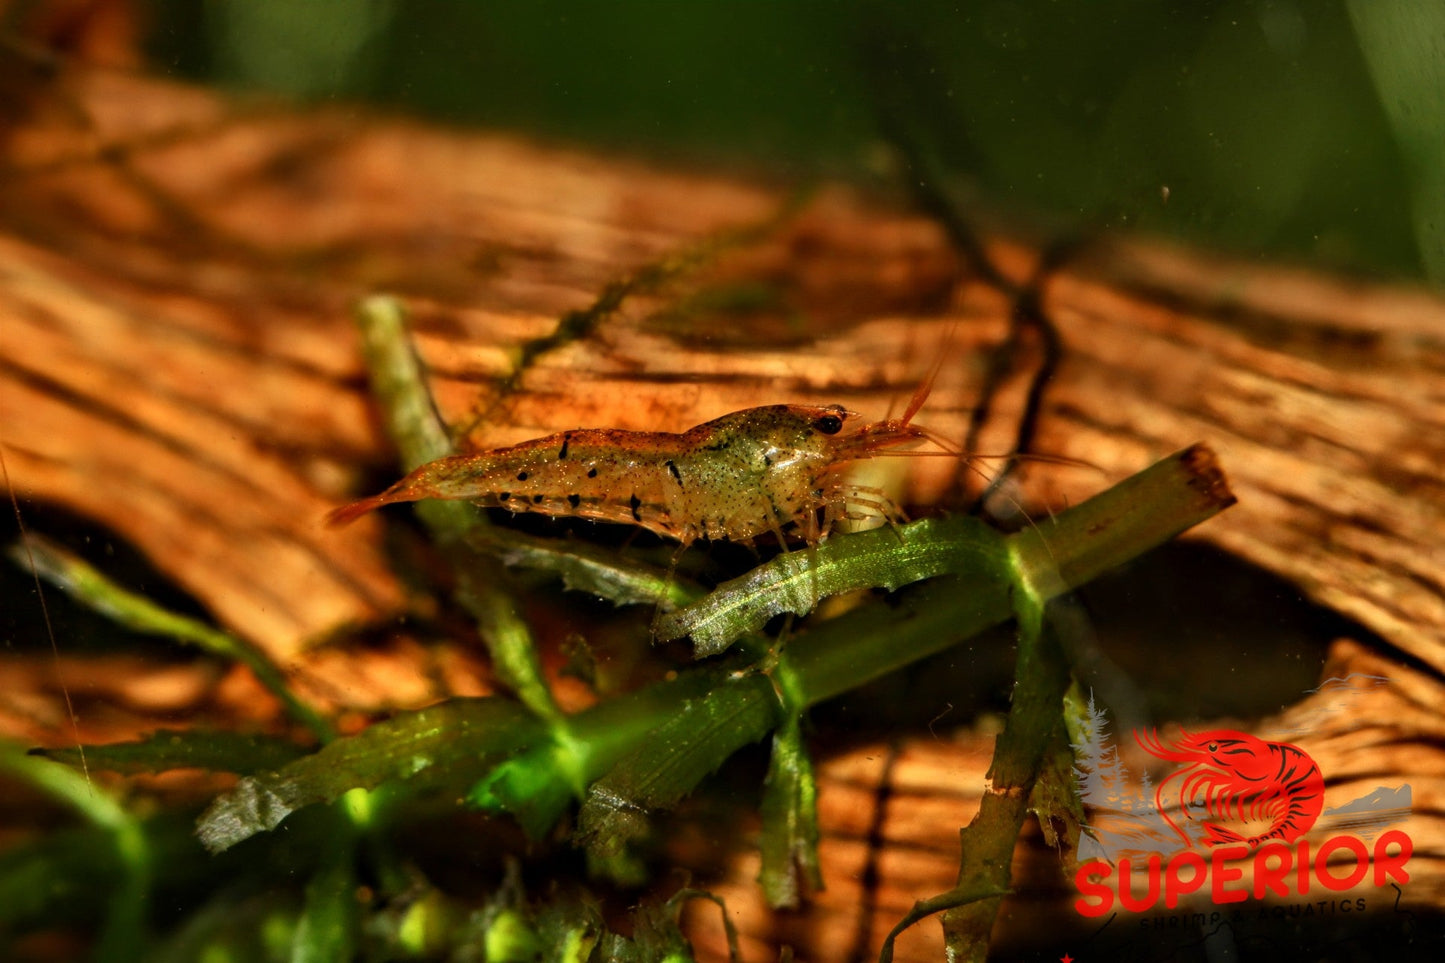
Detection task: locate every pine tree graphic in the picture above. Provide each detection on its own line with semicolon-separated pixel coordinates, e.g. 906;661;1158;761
1073;693;1175;859
1073;692;1129;810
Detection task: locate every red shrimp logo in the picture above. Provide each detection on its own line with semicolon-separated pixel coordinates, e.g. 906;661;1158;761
1136;728;1325;849
1069;685;1414;920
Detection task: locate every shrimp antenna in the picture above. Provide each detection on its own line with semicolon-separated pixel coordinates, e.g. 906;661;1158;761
901;347;944;427
943;451;1070;576
900;322;957;427
2;446;90;788
870;444;1100;474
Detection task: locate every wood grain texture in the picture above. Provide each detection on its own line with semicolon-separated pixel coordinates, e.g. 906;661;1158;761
3;60;1443;961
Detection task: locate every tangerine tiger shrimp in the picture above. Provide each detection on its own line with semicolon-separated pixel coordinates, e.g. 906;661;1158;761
326;373;958;547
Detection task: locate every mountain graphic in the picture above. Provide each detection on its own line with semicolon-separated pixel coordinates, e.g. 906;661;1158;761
1317;784;1412;839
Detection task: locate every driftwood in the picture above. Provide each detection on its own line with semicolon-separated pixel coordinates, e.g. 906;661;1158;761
3;55;1444;961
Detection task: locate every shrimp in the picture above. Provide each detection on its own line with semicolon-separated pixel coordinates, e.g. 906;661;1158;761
1137;727;1325;849
326;381;956;546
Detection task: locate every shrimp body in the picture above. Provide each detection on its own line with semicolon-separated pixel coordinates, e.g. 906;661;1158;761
328;403;938;544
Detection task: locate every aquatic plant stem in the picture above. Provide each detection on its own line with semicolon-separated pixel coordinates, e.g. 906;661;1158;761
354;295;559;724
793;445;1234;706
572;444;1234;802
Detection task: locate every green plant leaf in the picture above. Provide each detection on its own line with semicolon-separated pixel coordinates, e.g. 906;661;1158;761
196;697;544;853
655;516;1001;657
574;666;778;863
757;715;822;909
8;536;334;742
36;730;308;777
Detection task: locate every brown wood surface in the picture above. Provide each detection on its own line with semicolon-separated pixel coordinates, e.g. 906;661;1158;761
3;56;1444;961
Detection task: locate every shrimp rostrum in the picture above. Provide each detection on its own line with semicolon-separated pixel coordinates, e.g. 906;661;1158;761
327;396;955;546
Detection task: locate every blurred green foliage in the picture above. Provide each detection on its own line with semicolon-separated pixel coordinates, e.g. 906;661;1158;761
150;0;1441;282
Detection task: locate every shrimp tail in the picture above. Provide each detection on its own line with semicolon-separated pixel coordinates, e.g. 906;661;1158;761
326;453;485;527
326;471;431;525
326;491;402;527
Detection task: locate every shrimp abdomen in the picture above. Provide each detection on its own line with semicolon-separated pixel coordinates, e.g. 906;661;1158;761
328;428;691;538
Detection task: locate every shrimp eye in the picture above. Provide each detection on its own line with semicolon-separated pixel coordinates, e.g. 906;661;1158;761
815;413;844;435
1207;742;1218;752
